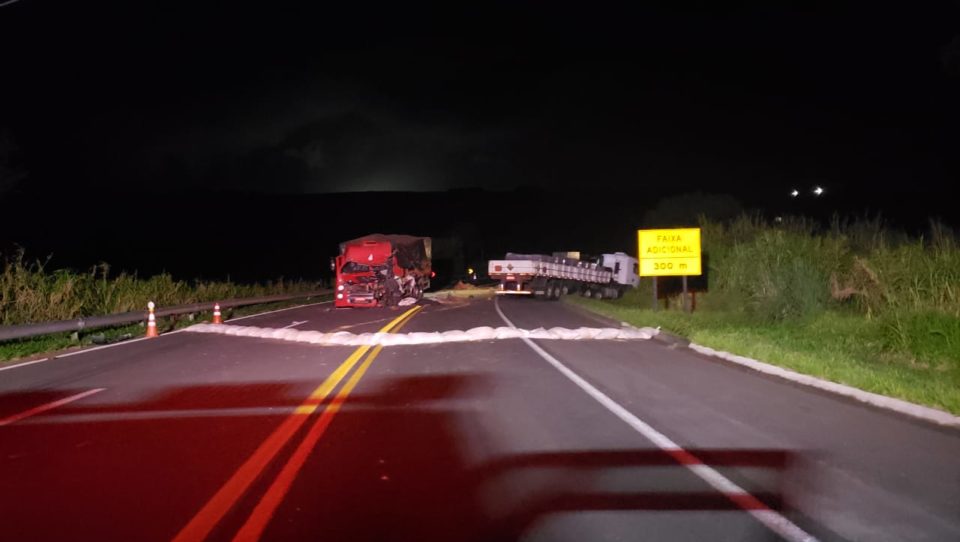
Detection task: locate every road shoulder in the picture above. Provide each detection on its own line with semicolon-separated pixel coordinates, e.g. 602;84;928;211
564;298;960;430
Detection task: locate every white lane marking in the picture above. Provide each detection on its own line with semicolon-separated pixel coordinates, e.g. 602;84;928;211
332;315;412;332
0;388;106;427
225;301;331;323
0;357;50;372
0;300;332;372
281;320;309;329
1;323;194;367
52;328;191;360
0;333;183;370
493;298;817;542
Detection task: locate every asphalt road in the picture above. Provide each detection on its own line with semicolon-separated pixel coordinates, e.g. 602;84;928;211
1;297;958;542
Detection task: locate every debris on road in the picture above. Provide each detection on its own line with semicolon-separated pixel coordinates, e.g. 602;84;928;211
452;280;484;290
424;285;496;304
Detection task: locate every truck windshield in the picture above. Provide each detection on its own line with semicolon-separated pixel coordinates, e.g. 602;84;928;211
340;262;372;273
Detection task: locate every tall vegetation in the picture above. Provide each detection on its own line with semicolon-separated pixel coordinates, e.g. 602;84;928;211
0;251;319;326
692;216;960;362
697;215;958;321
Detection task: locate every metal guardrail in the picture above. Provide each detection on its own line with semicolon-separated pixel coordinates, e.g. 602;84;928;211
0;290;332;342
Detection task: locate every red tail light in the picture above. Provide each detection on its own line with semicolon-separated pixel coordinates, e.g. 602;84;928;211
431;271;436;278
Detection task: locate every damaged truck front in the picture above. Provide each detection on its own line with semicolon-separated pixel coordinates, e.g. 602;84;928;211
333;234;432;308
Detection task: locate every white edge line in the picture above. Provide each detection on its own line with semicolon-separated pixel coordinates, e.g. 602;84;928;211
0;357;50;372
0;300;333;371
0;388;106;427
225;301;330;323
687;343;960;429
493;298;817;542
281;320;309;329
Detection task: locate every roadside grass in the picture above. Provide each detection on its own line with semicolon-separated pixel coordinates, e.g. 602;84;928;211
567;292;960;415
0;249;331;364
1;251;321;326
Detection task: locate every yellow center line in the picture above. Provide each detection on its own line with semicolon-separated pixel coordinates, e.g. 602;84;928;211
171;305;422;542
231;313;418;541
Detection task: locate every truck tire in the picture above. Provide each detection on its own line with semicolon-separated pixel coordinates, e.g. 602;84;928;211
548;281;560;301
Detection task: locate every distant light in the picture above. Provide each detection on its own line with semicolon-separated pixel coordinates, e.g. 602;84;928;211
775;216;783;223
813;186;824;196
467;267;474;275
790;189;799;197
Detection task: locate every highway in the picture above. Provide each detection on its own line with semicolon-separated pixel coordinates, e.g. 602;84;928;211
1;297;958;542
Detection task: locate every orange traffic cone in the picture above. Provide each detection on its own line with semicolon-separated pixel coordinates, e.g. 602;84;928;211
212;303;223;324
146;301;159;338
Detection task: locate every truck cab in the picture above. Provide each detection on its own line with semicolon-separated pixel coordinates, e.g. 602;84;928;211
334;234;432;308
335;240;395;308
599;252;640;289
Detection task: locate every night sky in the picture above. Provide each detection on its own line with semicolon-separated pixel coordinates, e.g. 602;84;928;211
1;1;958;279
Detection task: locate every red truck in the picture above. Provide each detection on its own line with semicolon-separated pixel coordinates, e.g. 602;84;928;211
333;234;432;308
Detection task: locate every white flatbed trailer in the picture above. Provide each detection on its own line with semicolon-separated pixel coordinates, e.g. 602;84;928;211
488;252;639;300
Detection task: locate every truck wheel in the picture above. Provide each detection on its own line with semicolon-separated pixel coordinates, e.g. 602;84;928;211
545;283;555;300
594;289;604;300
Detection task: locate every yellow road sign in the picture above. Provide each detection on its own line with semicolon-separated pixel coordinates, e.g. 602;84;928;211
637;228;702;276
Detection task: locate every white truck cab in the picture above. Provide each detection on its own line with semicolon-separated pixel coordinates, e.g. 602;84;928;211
600;252;640;289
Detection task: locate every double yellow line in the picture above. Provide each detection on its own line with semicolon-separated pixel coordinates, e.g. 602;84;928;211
173;305;422;542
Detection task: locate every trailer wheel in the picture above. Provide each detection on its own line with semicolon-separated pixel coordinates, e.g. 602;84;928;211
594;288;604;300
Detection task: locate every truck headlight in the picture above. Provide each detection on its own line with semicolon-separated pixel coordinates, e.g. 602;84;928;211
336;293;344;299
338;284;345;291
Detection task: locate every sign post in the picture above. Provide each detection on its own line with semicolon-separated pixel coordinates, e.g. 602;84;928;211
637;228;702;312
652;277;658;312
682;275;689;313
